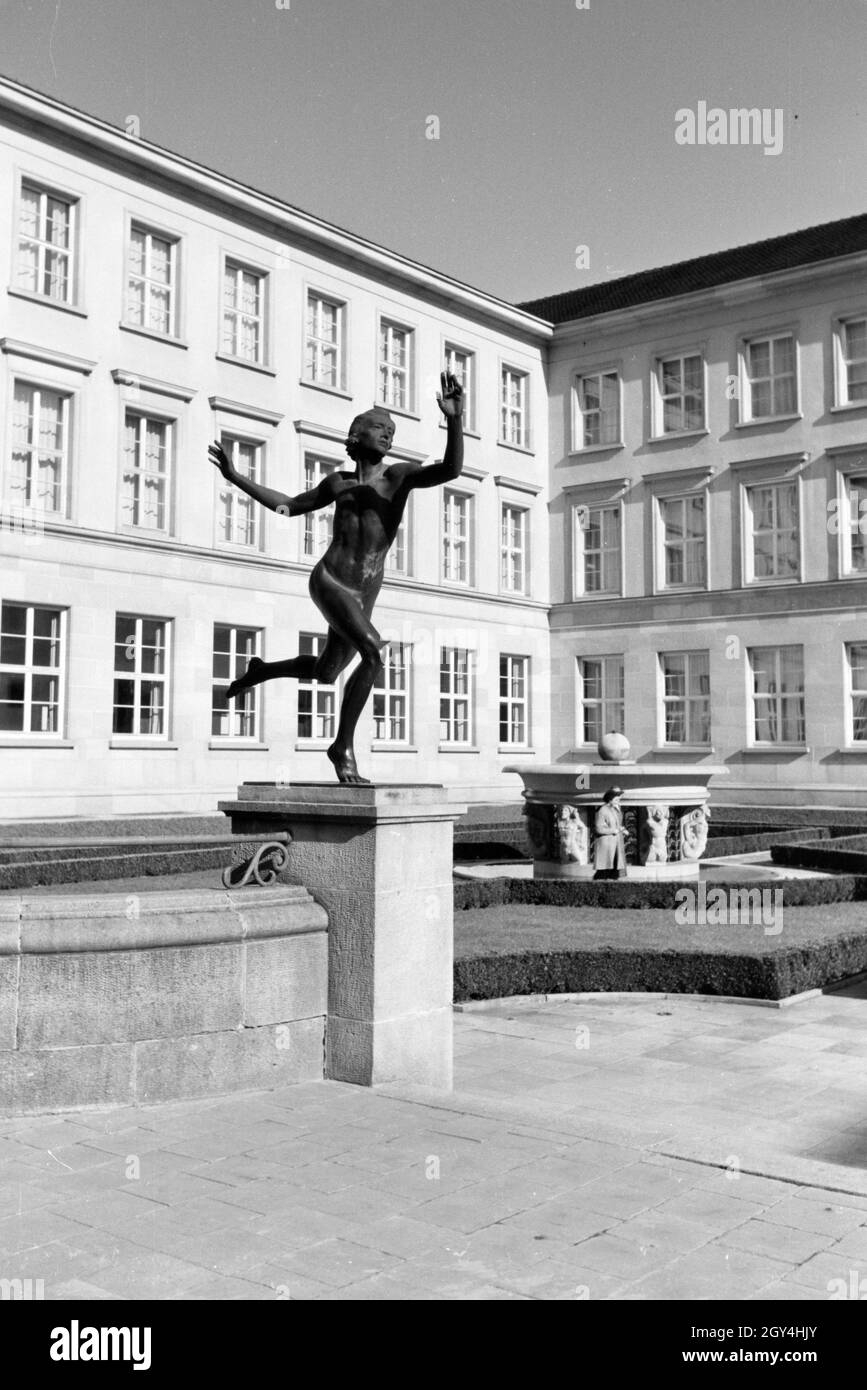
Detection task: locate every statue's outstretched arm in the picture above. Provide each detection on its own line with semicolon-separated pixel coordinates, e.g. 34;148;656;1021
209;442;338;515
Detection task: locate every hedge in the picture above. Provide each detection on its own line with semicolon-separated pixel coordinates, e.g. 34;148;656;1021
454;873;867;912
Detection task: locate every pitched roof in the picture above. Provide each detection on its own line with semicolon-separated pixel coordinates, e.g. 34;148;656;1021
518;213;867;324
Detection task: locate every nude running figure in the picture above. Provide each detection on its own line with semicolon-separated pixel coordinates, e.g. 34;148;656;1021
208;371;464;784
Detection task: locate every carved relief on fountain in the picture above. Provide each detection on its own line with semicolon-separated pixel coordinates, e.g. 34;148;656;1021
640;803;669;864
679;806;710;861
552;804;589;865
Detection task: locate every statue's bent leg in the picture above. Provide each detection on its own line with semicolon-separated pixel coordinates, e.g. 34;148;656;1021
310;569;384;785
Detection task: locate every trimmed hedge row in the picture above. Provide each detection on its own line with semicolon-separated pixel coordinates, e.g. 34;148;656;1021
772;836;867;874
454;874;866;912
453;930;867;1002
705;827;827;857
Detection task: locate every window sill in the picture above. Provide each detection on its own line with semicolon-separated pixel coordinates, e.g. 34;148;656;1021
109;740;179;750
647;428;709;443
438;744;480;754
208;740;270;751
498;745;534;755
294;739;332;751
571;590;623;601
0;738;74;748
740;744;811;755
569;441;625;456
734;414;802;429
499;586;531;600
497;439;534;457
300;378;353;400
652;745;715;755
119;322;188;349
441;578;475;590
830;402;867;414
7;287;87;317
376;403;421;422
831;747;867;756
215;352;276;377
653;584;708;596
371;743;418;752
743;576;803;587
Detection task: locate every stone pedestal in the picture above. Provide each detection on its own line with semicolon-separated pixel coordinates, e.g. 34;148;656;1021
219;783;465;1090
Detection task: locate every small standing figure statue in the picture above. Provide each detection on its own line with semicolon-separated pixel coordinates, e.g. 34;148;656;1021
209;372;464;784
643;803;669;865
593;787;627;880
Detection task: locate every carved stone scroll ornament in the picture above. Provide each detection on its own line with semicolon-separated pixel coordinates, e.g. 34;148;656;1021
679;807;709;861
222;839;291;888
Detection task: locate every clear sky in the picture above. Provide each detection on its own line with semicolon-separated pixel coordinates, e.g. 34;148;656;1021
1;0;865;303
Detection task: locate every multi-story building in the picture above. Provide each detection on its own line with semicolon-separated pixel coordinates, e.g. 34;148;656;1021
3;75;867;820
0;78;551;818
522;214;867;809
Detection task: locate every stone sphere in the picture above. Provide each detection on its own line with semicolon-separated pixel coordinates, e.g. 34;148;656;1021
597;731;631;763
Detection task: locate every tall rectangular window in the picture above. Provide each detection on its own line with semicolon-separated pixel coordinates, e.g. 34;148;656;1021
303;454;339;558
378;320;413;411
578;656;624;745
373;642;410;742
443;489;472;585
501;366;529;448
16;183;75;304
749;645;805;744
500;503;529;593
440;647;473;744
305;292;344;388
657;353;704;433
8;382;69;514
576;370;619;448
744;334;796;419
579;504;621;595
444;344;475;432
212;625;260;739
499;654;529;746
847;643;867;743
113;614;169;737
121;413;171;532
844;476;867;574
839;318;867;406
218;436;260;547
0;602;64;735
126;225;176;336
747;481;799;581
385;499;409;575
222;262;265;363
297;632;336;739
660;651;710;745
660;494;706;588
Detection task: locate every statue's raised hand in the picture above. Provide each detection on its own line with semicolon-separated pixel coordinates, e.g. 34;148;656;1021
209;440;235;481
436;371;464;420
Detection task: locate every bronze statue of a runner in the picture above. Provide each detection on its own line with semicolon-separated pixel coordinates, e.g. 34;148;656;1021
209;371;464;784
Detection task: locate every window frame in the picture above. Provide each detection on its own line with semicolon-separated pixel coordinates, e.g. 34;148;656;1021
112;613;172;742
215;432;266;552
845;640;867;747
499;500;530;596
442;486;475;588
737;329;800;425
657;649;712;748
296;631;340;744
13;176;80;309
572;366;622;452
121;216;182;341
654;488;709;593
441;340;478;434
119;407;176;536
747;643;806;748
377;314;417;416
576;653;625;748
499;362;531;451
303;286;348;394
572;499;624;599
439;645;475;747
650;348;707;439
498;652;531;750
210;623;262;743
219;256;270;369
741;474;802;586
5;376;73;519
833;312;867;411
371;641;412;746
0;600;67;739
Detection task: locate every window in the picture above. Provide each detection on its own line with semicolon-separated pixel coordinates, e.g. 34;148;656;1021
305;291;345;389
16;183;75;304
576;504;621;595
440;647;473;744
499;654;529;746
212;625;260;739
303;454;339;558
373;642;410;742
501;503;529;593
743;334;796;420
660;651;710;745
501;366;529;448
578;656;624;745
837;317;867;407
8;382;69;514
659;494;706;588
378;319;413;411
385;498;410;576
575;370;619;449
749;645;805;744
443;489;472;585
113;615;169;737
847;643;867;743
126;225;177;336
655;353;704;434
121;413;171;532
747;481;799;581
0;601;64;735
842;475;867;574
222;262;265;364
297;632;336;740
218;436;261;547
444;344;475;432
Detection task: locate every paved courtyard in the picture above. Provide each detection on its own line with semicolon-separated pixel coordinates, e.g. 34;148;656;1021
2;983;867;1300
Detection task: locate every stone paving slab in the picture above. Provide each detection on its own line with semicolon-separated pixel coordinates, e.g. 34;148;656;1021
2;985;867;1299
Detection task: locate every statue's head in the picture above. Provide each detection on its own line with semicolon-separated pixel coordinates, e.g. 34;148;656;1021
346;407;396;463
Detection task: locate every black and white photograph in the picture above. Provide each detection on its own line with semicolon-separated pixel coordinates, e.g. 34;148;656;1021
1;0;867;1342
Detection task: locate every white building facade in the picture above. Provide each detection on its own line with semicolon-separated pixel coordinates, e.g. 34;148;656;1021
0;79;551;818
